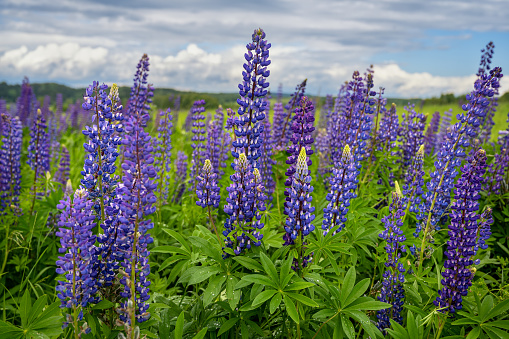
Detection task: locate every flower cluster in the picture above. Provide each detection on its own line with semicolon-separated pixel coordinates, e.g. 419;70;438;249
398;103;427;170
402;145;425;230
55;145;70;187
283;147;315;270
189;100;206;191
376;185;406;333
284;96;315;215
259;105;276;200
275;79;307;149
55;188;98;313
434;149;488;314
322;145;358;235
424;111;441;155
27;109;50;181
17;76;36;127
196;159;220;209
223;153;266;256
173;151;188;203
0;114;22;212
232;28;271;168
154;108;173;204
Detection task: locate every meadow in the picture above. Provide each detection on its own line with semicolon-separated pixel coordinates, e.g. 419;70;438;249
0;30;508;339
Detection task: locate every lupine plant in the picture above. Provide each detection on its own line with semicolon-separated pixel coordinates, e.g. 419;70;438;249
1;32;509;339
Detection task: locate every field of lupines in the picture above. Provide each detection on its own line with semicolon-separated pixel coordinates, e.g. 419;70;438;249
0;29;509;339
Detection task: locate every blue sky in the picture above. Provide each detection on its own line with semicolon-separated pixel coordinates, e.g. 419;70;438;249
0;0;508;98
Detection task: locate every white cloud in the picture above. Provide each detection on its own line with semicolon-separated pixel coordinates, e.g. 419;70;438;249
0;43;485;98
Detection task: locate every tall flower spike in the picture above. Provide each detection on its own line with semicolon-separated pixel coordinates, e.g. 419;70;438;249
284;96;315;216
0;114;22;212
401;145;425;234
54;145;70;187
417;67;502;267
424;111;441;155
196;159;222;244
223;153;266;256
434;149;488;314
376;187;406;333
27;108;50;212
259;103;276;200
118;68;157;325
322;145;358;235
55;188;98;332
275;79;307;149
196;159;220;209
154;108;173;205
232;28;271;169
189;100;206;191
284;147;315;271
173;151;188;203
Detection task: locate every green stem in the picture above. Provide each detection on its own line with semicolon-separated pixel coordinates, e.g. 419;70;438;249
312;311;340;339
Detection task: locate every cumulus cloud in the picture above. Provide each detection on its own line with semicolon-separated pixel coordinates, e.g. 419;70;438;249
0;43;484;98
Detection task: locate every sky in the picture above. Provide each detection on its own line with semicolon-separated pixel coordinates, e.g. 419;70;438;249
0;0;508;98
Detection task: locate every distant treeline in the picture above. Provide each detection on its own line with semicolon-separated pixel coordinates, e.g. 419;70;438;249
1;81;508;112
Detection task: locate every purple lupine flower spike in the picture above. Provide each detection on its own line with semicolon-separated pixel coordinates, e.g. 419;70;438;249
259;111;276;201
398;103;427;171
401;145;425;235
17;77;36;127
55;188;98;326
0;114;22;212
27;108;50;211
434;149;489;314
322;144;358;235
55;145;70;187
376;183;406;333
283;147;315;271
155;108;173;204
424;111;441;155
223;153;266;256
173;151;188;203
275;79;307;150
189;100;206;191
485;147;509;194
196;159;220;209
232;28;271;168
284;96;315;217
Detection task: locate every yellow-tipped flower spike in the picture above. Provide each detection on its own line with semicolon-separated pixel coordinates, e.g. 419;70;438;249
343;144;352;158
253;167;261;181
417;144;425;156
296;147;309;179
394;181;402;198
203;159;212;171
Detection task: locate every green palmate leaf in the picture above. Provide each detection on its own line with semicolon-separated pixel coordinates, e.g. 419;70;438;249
451;318;479;326
238;274;278;289
163;228;191;252
344;298;390;311
20;290;31;328
233;256;263;271
406;311;419;338
347;310;380;339
284;294;299;324
175;311;185;338
245;320;265;337
313;309;337;320
341;314;355;339
168;260;187;283
465;326;480;339
0;320;23;338
343;278;370;307
487;298;509;320
188;236;223;263
227;275;241;310
192;328;207;339
334;315;344;339
27;295;47;326
485;320;509;330
259;252;279;285
386;319;408;339
177;266;222;285
480;295;494;322
252;289;277;307
159;255;188;271
340;267;356;306
284;281;315;291
91;299;115;310
203;275;226;306
483;326;509;339
217;317;240;336
285;292;319;307
270;293;282;314
151;245;189;255
279;257;293;286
